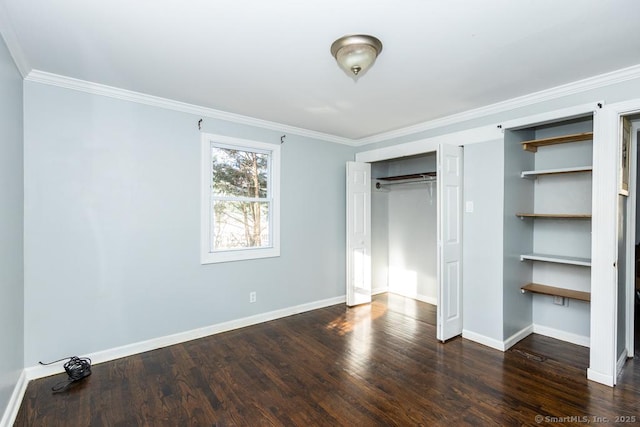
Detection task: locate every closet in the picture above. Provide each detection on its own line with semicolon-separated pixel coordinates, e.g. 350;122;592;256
505;115;593;346
371;152;438;308
348;142;462;341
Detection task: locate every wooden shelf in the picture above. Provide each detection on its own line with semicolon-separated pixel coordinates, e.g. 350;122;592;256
520;253;591;267
521;132;593;153
521;283;591;302
377;172;436;181
521;166;592;179
516;213;591;219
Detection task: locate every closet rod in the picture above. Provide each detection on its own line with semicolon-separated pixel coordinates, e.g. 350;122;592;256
377;172;436;181
375;178;436;188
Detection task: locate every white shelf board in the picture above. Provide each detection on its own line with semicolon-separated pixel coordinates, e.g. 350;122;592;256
521;166;593;179
520;253;591;267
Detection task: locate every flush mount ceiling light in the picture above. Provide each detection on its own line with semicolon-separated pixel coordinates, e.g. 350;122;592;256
330;34;383;81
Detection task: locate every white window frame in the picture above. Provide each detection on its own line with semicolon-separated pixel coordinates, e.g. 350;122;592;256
200;133;280;264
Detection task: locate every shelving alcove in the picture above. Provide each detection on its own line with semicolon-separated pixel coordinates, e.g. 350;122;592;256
505;118;594;346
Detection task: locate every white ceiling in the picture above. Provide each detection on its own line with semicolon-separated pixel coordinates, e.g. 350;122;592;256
2;0;640;140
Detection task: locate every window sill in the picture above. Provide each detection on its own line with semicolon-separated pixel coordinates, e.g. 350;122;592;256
200;247;280;264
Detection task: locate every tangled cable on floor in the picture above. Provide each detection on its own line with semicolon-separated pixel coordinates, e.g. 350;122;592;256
39;356;92;392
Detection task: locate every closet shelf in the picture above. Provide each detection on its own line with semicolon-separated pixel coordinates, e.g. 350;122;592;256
520;253;591;267
520;166;592;179
376;172;436;181
521;283;591;302
521;132;593;152
516;213;591;219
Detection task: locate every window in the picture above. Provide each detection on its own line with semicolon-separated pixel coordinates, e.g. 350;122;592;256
201;134;280;263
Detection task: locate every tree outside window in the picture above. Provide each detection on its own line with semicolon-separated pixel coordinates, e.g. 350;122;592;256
211;146;269;250
201;134;280;264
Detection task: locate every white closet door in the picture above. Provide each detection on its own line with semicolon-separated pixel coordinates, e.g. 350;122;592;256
437;144;463;341
346;161;372;306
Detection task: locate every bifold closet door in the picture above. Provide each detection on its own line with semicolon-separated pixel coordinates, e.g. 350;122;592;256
437;144;463;341
346;161;372;307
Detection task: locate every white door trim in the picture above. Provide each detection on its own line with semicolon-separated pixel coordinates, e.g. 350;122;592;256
590;99;640;386
625;120;639;358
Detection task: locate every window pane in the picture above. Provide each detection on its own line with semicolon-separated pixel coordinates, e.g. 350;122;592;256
211;146;268;198
212;201;270;250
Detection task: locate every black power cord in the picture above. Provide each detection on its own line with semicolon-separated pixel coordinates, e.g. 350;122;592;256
39;356;92;392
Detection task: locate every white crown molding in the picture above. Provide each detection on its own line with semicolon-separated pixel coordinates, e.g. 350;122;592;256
24;63;640;147
25;70;356;146
353;63;640;146
0;2;30;77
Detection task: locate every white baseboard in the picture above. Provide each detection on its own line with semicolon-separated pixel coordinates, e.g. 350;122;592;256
503;325;534;351
0;369;27;427
24;295;346;381
387;290;437;306
462;325;532;352
372;286;388;296
462;330;506;351
532;324;590;348
464;325;607;387
587;368;614;386
415;294;438;306
617;350;628;378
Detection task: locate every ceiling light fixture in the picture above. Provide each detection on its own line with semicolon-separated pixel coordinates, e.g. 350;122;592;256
330;34;383;81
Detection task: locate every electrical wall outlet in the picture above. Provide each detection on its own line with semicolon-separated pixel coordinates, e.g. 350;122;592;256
465;201;474;213
553;296;566;306
249;291;257;303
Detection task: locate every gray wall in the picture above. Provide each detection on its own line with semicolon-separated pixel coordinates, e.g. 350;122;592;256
502;129;534;339
388;184;437;302
0;37;24;418
462;140;504;342
371;154;437;302
23;81;354;366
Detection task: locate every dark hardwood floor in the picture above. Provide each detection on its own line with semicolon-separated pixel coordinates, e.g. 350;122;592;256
14;294;640;426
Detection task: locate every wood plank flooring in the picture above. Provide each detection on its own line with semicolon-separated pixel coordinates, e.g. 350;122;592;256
14;293;640;426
